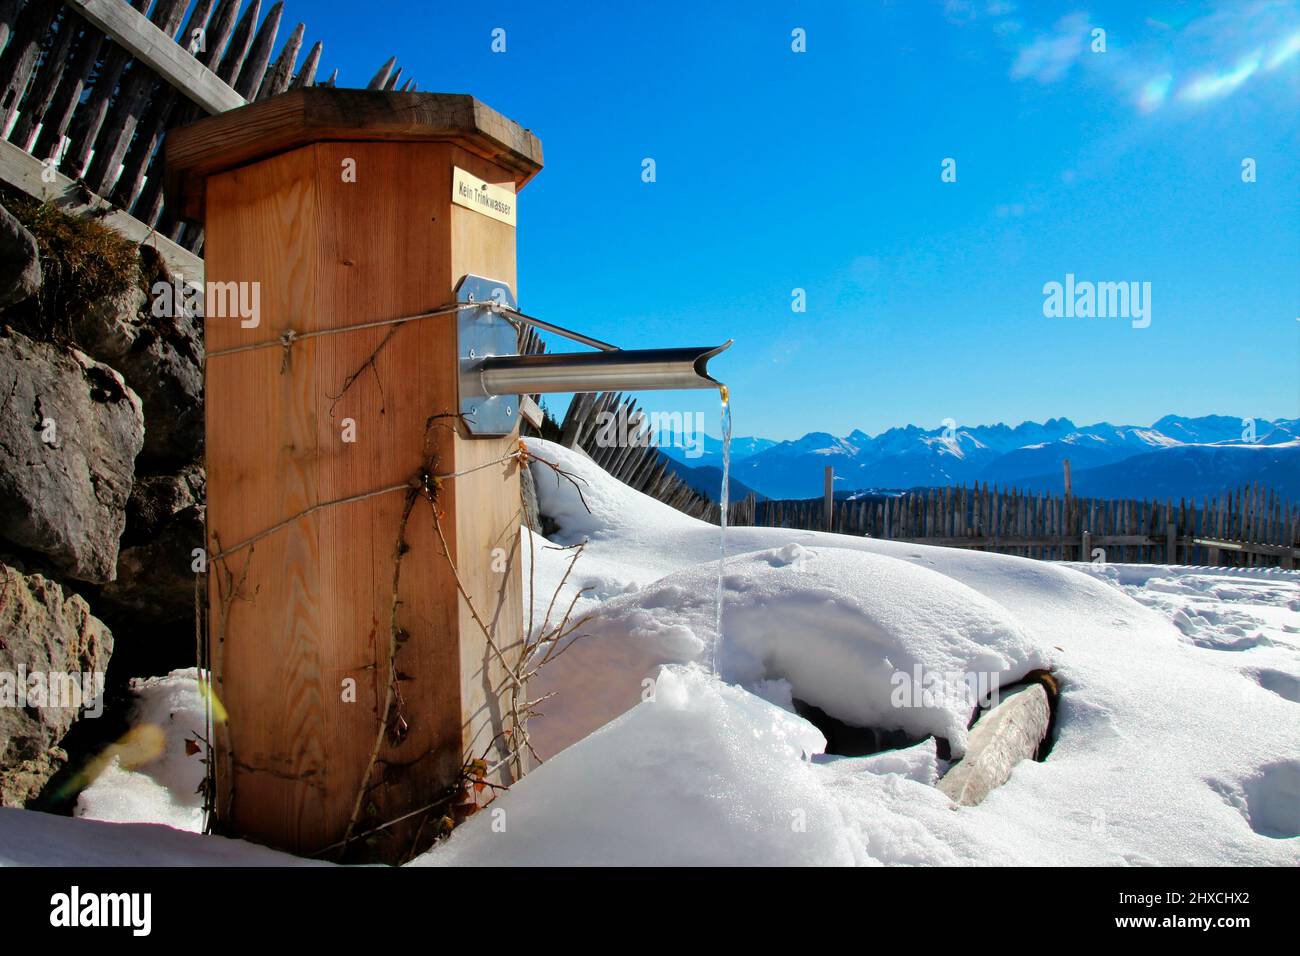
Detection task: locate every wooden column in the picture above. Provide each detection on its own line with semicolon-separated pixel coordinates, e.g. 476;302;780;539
166;90;543;861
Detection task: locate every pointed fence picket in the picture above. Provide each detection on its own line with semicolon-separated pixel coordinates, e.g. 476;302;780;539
0;0;408;254
726;482;1299;569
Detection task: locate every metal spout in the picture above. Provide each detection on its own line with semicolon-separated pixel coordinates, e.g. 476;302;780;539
476;342;732;396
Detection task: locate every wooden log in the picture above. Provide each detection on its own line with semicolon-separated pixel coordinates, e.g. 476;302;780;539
290;40;322;88
112;0;220;210
368;56;396;91
83;0;192;196
7;4;79;151
0;0;22;55
938;678;1054;806
126;0;241;223
0;0;61;135
256;20;303;100
216;0;262;86
31;0;148;170
232;0;282;100
62;5;146;177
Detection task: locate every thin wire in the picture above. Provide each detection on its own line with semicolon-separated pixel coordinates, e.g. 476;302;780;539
204;300;621;362
208;451;522;562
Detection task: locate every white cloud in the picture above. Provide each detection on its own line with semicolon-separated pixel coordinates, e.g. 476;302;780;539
1009;12;1091;84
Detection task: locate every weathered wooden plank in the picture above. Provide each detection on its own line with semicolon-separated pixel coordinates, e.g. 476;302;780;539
65;0;245;115
0;135;202;282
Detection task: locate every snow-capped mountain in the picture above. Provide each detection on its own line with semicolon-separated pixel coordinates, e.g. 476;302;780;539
713;415;1300;500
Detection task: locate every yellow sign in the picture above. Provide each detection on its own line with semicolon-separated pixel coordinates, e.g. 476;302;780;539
451;166;517;227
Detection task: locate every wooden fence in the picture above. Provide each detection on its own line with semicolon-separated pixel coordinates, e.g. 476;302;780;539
558;390;720;522
0;0;409;258
727;483;1300;568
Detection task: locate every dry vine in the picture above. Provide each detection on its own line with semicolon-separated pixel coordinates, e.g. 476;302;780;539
195;294;598;861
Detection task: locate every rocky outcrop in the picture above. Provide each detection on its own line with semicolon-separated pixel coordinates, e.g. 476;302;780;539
0;328;144;584
71;256;204;466
0;204;41;311
0;563;114;806
98;465;205;637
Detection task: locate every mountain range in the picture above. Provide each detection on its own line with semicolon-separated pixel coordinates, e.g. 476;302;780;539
659;415;1300;502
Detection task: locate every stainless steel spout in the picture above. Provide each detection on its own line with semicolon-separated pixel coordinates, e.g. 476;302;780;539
454;274;731;436
476;342;732;396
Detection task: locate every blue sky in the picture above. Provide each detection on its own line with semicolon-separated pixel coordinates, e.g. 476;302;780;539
297;0;1300;441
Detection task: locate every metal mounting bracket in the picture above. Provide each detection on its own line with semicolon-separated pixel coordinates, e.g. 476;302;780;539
456;274;520;437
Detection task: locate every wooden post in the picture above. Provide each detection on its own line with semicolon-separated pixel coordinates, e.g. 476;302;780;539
824;465;834;531
1166;522;1177;565
166;90;543;861
1062;457;1071;499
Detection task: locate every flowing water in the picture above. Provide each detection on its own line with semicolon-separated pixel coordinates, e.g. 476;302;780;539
713;385;732;676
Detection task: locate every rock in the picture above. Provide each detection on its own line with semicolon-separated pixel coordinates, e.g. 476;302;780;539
0;329;144;583
99;466;206;629
122;464;205;544
0;563;114;807
0;203;41;311
71;264;203;466
94;464;205;676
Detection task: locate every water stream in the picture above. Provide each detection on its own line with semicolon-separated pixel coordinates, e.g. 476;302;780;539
713;385;732;677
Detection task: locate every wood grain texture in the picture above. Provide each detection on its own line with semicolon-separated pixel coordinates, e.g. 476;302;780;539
166;89;544;221
203;134;528;859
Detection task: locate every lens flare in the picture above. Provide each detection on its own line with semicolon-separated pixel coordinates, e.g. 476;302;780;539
1137;73;1173;112
1179;55;1260;102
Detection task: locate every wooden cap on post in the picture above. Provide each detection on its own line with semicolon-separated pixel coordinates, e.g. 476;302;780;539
166;88;543;223
167;90;541;862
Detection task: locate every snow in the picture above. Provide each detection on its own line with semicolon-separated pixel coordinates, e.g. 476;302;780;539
74;670;207;831
447;439;1300;864
0;808;322;867
3;437;1297;866
527;541;1049;760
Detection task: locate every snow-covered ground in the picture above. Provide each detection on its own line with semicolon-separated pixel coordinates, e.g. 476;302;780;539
3;438;1297;866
